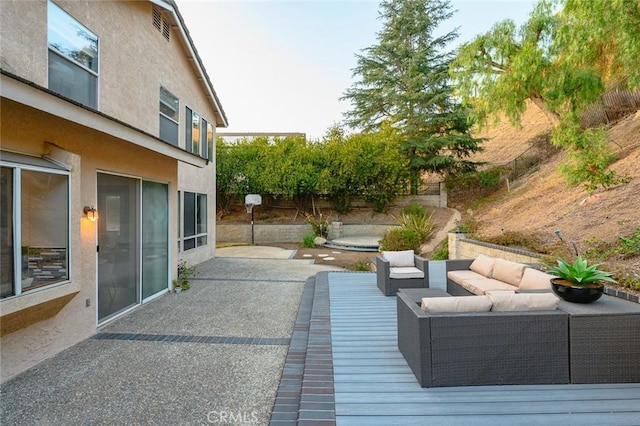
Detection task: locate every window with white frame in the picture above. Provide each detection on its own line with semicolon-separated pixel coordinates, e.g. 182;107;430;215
180;191;207;251
160;86;179;145
47;0;99;108
0;156;70;299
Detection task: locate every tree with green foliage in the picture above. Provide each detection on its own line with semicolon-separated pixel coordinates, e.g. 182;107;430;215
216;129;412;214
321;125;410;212
342;0;482;192
216;137;268;213
450;0;636;193
556;0;640;88
260;135;325;212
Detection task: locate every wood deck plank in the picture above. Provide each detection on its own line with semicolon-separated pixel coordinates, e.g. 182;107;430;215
328;271;640;424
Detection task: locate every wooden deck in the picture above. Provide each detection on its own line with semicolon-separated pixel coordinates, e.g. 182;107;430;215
328;267;640;425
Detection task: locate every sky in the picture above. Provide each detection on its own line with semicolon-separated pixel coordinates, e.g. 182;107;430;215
175;0;538;140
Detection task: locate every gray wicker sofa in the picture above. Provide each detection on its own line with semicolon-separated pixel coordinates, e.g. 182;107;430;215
396;290;570;388
445;256;554;296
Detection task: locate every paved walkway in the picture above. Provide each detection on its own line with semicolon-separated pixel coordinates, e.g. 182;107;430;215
0;256;340;425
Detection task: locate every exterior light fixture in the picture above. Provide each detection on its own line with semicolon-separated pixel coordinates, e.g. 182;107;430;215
84;206;98;221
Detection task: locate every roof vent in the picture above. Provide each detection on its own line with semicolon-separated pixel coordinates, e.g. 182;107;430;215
162;19;170;41
153;7;170;42
152;8;161;31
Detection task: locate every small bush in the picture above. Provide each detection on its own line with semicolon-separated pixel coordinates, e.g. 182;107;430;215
305;213;329;238
430;239;449;260
300;234;316;248
480;231;551;254
396;212;436;244
401;203;427;218
347;261;371;272
379;228;420;252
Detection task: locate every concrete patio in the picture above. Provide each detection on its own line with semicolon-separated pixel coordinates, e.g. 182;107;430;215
2;253;639;425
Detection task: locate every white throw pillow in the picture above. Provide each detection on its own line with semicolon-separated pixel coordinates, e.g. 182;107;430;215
469;254;495;278
421;296;492;313
382;250;415;267
488;292;559;311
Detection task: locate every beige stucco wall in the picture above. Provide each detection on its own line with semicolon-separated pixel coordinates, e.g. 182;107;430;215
0;0;221;144
1;0;222;382
0;0;48;83
0;100;177;382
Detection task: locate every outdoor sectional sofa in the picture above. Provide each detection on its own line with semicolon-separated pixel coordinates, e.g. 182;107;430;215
396;255;640;387
445;254;555;296
397;288;569;387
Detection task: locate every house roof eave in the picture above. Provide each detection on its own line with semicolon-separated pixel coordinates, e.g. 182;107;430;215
0;70;208;168
153;0;229;128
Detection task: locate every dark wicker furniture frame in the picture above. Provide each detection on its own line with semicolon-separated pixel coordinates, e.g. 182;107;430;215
375;254;429;296
558;296;640;383
396;289;570;388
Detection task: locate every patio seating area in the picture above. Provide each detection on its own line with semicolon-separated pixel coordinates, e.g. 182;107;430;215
297;264;640;425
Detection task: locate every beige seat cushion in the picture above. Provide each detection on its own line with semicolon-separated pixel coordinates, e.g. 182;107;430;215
447;270;485;285
492;258;527;287
382;250;415;267
389;266;424;280
469;254;495;277
488;292;559;311
519;267;556;290
461;277;518;295
421;296;492;313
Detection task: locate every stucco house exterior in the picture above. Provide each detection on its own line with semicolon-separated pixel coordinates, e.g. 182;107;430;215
0;0;227;382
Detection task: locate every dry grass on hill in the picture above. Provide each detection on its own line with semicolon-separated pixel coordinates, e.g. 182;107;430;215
471;100;555;165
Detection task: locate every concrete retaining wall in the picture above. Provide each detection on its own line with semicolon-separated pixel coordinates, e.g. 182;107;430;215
448;232;542;264
217;223;398;244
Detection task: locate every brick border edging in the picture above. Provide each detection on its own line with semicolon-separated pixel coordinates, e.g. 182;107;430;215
269;273;337;425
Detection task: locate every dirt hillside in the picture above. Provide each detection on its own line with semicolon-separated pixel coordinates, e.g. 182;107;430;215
471;100;555;165
467;111;640;249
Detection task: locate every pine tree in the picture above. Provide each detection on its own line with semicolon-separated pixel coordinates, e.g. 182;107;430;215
342;0;482;192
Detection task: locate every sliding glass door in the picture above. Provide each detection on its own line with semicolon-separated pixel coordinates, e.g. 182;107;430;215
97;174;168;323
97;174;139;322
142;181;168;300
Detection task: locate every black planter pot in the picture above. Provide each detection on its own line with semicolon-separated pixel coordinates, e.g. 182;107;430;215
551;278;604;304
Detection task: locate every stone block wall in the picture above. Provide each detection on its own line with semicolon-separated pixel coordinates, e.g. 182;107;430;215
216;223;397;244
448;232;542;264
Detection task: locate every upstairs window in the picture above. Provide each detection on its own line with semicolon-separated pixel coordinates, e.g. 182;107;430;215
159;87;179;145
202;119;214;160
186;107;212;158
47;0;99;108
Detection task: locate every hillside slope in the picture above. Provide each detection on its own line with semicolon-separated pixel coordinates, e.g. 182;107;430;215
471;100;555;165
467;111;640;251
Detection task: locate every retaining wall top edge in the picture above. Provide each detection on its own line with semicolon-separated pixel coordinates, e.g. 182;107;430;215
460;238;543;259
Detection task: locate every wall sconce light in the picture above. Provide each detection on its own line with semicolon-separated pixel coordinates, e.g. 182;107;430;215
84;206;98;221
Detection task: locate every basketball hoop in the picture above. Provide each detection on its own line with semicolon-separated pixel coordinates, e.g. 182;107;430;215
244;194;262;245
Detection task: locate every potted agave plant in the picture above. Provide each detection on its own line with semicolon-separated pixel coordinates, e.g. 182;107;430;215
544;256;617;303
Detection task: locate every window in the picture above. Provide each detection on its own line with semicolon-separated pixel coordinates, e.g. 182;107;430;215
202;119;214;160
47;0;99;108
1;157;70;299
191;110;200;155
186;107;212;158
180;191;207;251
160;87;179;145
